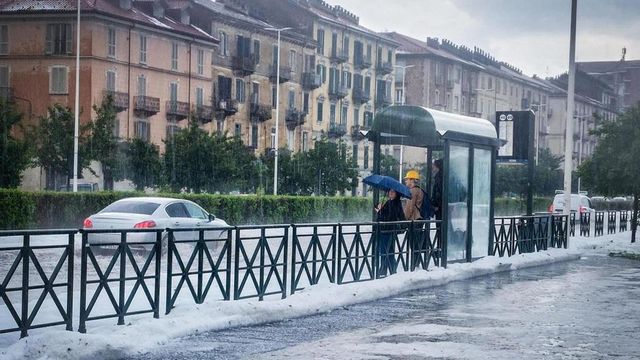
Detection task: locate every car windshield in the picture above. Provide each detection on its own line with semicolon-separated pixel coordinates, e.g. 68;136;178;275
100;201;160;215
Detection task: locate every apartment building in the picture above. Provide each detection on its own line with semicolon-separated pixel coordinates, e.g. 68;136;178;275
0;0;218;189
578;57;640;113
225;0;399;196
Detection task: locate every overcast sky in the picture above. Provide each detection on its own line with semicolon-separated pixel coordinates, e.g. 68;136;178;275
329;0;640;77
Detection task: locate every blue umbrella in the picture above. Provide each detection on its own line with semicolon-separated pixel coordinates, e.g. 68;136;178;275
363;174;412;199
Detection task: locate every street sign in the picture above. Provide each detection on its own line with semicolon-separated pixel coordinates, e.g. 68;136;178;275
496;110;535;162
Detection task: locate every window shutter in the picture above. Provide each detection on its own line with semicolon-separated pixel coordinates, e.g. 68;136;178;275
65;24;72;54
45;24;53;54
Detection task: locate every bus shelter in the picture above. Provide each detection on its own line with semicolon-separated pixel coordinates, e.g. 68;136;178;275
367;105;500;266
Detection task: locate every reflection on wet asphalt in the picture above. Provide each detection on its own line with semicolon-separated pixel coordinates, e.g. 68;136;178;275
131;255;640;360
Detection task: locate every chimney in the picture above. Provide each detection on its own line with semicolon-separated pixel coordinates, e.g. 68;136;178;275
180;9;190;25
119;0;131;10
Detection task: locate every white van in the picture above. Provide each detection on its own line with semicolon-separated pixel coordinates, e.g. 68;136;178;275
549;193;594;213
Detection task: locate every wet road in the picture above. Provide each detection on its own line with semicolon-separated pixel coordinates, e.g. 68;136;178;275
132;255;640;360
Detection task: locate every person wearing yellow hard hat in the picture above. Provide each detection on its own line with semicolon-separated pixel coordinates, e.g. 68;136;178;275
403;169;424;221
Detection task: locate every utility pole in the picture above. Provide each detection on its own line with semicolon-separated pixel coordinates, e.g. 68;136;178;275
562;0;578;216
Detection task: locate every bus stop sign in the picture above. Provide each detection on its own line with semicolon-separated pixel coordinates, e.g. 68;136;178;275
496;110;535;162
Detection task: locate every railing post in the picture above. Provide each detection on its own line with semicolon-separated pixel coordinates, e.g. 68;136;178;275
154;230;161;319
281;226;289;300
118;231;126;325
233;227;240;300
20;234;29;338
197;229;204;303
331;224;337;284
546;214;552;250
258;227;266;301
373;222;379;279
290;225;297;295
66;232;75;331
337;224;344;284
79;231;88;333
311;225;318;285
165;229;174;315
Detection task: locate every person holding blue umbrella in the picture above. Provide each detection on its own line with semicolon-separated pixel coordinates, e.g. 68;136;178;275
374;188;406;276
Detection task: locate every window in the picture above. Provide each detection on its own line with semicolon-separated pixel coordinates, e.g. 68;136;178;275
303;92;309;113
288;89;295;109
363;145;369;169
137;75;146;96
352;144;358;167
343;35;349;57
251;82;259;104
235;78;245;102
253;39;260;61
395;89;403;104
289;50;296;72
196;87;204;106
456;68;461;83
271;86;276;108
302;132;308;152
480;99;484;112
49;66;68;94
272;44;278;66
354;108;360;126
235;123;242;137
106;70;116;92
341;105;348;124
329;103;336;123
446;93;451;109
197;49;204;75
270;127;276;148
184;203;207;220
480;76;485;89
387;49;392;63
105;27;116;58
331;33;338;56
510;86;514;96
251;124;258;148
45;24;72;55
454;95;459;112
462;96;466;112
0;25;7;55
171;42;178;70
317;101;323;122
434;89;440;105
503;80;507;95
134;120;150;141
169;82;178;102
0;66;9;88
139;35;147;64
488;77;493;90
219;31;228;56
496;79;501;93
166;203;189;218
316;64;326;83
287;129;294;151
316;29;324;55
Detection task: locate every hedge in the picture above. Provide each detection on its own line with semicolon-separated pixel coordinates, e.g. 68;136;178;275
0;189;553;230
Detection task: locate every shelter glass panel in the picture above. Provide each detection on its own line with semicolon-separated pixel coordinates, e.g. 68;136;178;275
472;148;492;258
447;144;469;262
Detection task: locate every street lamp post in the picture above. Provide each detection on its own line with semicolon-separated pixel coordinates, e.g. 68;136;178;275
394;64;414;181
265;27;291;195
72;0;80;192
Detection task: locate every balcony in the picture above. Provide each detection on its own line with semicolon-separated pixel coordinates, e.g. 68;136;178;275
328;123;347;138
214;98;238;117
194;105;214;124
328;85;348;100
102;90;129;112
232;54;258;76
165;100;190;120
270;64;292;84
330;48;349;64
354;55;372;70
375;93;393;108
352;88;371;105
0;87;15;103
250;103;272;122
285;108;306;129
133;95;160;116
302;72;322;90
376;61;393;75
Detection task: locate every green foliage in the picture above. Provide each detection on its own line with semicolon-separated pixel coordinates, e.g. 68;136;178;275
0;100;31;188
163;119;259;194
579;104;640;197
378;154;399;179
87;94;120;190
33;104;91;190
496;148;564;197
121;138;162;191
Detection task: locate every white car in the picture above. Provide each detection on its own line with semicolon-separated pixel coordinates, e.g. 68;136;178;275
83;197;230;251
549;193;594;214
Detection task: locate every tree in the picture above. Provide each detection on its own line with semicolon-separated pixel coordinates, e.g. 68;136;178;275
495;148;564;197
33;104;91;190
87;94;120;190
378;154;399;179
579;104;640;242
122;138;161;191
0;100;31;188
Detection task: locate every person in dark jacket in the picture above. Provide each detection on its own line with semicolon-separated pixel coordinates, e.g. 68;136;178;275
431;159;444;250
375;189;406;275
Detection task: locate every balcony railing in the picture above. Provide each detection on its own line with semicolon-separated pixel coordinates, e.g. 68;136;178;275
270;64;292;84
232;54;258;76
133;96;160;116
250;103;272;122
285;108;306;129
330;48;349;64
0;87;15;103
376;61;393;75
194;105;214;123
352;88;371;105
351;125;367;140
165;100;190;120
328;123;347;138
329;85;348;100
102;90;129;112
214;98;239;117
354;55;372;69
302;72;322;90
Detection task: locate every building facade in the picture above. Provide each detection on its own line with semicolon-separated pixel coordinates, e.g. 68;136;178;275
578;58;640;113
